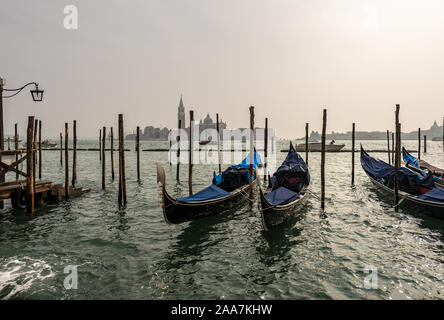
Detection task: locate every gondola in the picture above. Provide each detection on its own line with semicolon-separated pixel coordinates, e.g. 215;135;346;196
361;146;444;218
157;152;261;224
402;147;444;189
259;142;310;230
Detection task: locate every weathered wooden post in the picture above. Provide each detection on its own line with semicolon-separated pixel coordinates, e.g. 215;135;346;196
38;120;42;180
72;120;77;186
391;132;395;164
15;123;18;180
321;109;327;210
33;119;38;167
110;127;115;180
136;126;140;181
305;123;309;166
264;118;268;181
249;106;255;201
418;128;421;160
65;123;69;199
386;130;391;164
118;114;127;205
60;132;62;166
169;130;172;166
216;114;222;174
188;110;194;195
102;126;106;189
7;137;10;150
176;119;181;181
424;135;427;153
26;116;35;214
33;119;38;186
99;129;102;161
394;105;400;212
352;123;355;185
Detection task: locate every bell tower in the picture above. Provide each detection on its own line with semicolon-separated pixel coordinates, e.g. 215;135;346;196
178;95;185;129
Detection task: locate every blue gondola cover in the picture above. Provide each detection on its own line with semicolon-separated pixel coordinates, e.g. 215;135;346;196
418;188;444;203
231;152;262;169
177;185;230;203
361;153;416;180
265;186;300;206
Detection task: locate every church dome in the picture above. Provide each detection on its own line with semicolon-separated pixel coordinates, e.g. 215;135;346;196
203;113;213;125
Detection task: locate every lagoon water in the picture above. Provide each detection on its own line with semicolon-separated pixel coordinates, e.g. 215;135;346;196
1;139;444;299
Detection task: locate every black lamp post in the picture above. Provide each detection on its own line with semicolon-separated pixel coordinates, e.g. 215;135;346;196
0;78;44;151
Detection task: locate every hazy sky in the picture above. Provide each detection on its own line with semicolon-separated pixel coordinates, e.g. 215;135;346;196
1;0;443;139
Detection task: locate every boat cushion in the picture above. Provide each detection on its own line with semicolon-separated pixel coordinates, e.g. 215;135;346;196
417;187;444;203
265;187;300;206
177;184;230;203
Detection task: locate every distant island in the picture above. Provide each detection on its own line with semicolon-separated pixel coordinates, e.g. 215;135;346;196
302;121;443;141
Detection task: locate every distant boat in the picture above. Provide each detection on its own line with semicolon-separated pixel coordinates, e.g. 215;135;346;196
42;140;57;147
23;140;57;147
295;140;345;152
4;138;22;143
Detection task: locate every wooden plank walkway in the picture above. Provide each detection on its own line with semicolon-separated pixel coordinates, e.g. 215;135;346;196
0;180;52;201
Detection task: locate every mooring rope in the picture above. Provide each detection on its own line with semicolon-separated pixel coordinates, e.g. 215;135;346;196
394;194;408;208
307;189;321;201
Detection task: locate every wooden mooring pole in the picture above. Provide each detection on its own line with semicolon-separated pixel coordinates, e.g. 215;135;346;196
15;123;18;180
264;118;268;181
169;130;172;166
110;127;115;180
136;126;140;181
391;132;395;165
418;128;421;160
386;130;391;164
60;132;62;166
118;114;127;205
33;119;38;186
26;116;35;214
188;111;194;195
321;109;327;210
217;114;222;174
176;119;181;181
305;123;309;166
65;123;69;199
352;123;355;185
99;129;102;161
424;135;427;153
394;105;400;212
249;106;254;201
102;126;106;189
38;120;42;180
33;119;38;167
72;120;77;186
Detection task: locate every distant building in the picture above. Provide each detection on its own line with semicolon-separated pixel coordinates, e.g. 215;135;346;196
177;95;227;136
178;95;185;129
302;121;443;141
125;95;229;140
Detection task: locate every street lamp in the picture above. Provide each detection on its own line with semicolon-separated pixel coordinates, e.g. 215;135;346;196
0;77;44;151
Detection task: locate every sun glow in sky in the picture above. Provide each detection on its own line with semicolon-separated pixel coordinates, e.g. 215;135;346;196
1;0;443;138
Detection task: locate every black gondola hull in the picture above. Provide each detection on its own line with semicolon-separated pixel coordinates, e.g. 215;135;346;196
259;187;309;230
364;171;444;218
159;182;253;224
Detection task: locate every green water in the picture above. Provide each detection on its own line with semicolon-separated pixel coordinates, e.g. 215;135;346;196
1;140;444;299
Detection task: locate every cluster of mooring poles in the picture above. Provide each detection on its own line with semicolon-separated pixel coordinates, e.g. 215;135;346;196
96;114;129;206
2;104;443;216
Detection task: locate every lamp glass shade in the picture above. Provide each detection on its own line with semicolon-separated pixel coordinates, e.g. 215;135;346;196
31;89;44;102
